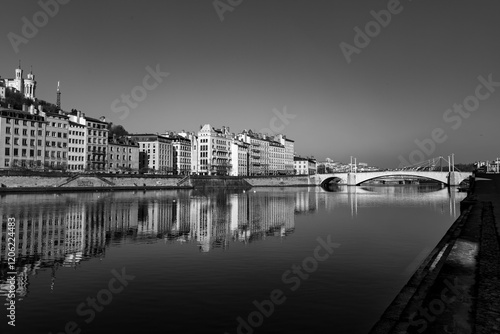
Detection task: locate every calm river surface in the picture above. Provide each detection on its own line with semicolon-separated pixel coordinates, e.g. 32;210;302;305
0;185;465;334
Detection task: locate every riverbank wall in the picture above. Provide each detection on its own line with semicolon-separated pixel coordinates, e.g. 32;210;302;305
0;174;317;193
369;174;500;333
243;175;314;187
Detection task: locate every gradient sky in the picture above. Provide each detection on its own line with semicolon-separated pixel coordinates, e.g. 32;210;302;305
1;0;499;168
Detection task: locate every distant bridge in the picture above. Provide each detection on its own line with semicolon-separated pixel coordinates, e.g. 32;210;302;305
315;171;472;187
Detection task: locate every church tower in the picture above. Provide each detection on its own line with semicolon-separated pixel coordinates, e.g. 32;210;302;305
13;61;23;94
24;66;36;100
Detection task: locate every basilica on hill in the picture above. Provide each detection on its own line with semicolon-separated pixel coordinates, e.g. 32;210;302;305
0;63;37;100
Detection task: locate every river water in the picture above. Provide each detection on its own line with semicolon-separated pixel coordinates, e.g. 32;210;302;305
0;185;465;334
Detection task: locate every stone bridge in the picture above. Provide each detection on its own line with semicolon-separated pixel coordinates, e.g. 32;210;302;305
315;171;472;186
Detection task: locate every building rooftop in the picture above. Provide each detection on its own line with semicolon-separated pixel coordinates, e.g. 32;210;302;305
108;136;139;147
45;111;69;119
85;117;107;124
129;134;172;141
68;120;85;127
0;107;45;121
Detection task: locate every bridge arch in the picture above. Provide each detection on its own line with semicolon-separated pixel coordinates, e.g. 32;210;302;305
355;173;446;186
354;171;449;185
320;176;345;188
316;171;472;186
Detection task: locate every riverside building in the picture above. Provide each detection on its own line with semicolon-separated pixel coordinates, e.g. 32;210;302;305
86;116;108;172
129;134;173;174
0;106;46;170
164;132;191;175
67;110;88;172
197;124;232;176
107;136;140;173
39;108;69;170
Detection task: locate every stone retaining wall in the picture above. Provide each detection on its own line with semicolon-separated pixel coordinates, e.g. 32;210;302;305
243;176;314;187
0;174;318;190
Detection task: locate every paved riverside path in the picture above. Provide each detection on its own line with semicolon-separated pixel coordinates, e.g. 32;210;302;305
369;174;500;333
474;174;500;235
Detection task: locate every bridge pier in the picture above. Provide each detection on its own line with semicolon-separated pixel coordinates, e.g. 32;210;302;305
347;173;356;186
448;171;464;186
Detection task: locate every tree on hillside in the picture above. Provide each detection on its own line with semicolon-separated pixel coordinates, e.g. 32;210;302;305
454;163;475;172
2;89;33;110
37;99;59;113
107;122;129;137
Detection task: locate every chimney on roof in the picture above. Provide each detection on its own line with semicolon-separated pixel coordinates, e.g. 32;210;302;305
29;104;35;115
22;104;27;112
7;104;12;109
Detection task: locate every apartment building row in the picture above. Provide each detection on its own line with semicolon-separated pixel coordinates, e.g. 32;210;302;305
0;105;307;175
129;125;298;176
0;105;136;172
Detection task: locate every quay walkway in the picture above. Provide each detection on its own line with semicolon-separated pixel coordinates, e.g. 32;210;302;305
369;174;500;333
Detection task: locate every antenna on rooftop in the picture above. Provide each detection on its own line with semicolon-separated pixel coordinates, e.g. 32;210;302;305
56;81;61;109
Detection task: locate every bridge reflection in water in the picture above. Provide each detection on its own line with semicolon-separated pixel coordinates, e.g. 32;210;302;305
0;186;462;301
323;183;460;219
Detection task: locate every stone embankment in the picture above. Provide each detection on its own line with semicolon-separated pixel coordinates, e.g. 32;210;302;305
369;174;500;334
0;174;316;192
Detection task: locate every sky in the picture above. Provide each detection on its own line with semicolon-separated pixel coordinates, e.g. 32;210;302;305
1;0;499;168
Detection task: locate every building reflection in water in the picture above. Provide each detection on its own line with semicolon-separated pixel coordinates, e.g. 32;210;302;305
0;190;296;298
0;185;462;299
